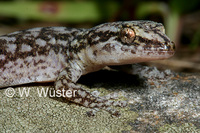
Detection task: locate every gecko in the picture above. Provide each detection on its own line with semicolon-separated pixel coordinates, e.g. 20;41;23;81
0;21;175;116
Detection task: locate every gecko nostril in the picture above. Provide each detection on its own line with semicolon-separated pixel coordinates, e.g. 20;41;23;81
167;41;175;52
172;41;175;50
168;41;175;51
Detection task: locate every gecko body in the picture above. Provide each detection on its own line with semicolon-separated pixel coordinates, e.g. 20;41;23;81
0;21;175;116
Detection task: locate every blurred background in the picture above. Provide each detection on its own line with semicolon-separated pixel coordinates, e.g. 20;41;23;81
0;0;199;73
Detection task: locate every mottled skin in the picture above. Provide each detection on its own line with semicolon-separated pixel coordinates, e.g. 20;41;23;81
0;21;175;116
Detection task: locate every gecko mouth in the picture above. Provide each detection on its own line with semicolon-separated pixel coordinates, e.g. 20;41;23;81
143;40;175;51
130;34;175;53
121;41;175;55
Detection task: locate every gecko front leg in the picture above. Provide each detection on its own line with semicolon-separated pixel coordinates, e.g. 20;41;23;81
55;65;127;116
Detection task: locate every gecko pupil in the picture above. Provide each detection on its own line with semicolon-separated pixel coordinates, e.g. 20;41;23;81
120;28;135;44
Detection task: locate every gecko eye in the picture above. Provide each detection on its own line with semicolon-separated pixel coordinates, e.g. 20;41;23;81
120;28;136;44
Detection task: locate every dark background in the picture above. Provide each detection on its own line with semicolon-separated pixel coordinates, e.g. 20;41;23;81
0;0;199;72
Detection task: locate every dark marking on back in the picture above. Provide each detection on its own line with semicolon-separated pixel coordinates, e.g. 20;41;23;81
0;39;7;45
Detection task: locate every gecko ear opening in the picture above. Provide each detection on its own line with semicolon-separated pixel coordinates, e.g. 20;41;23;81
120;28;136;44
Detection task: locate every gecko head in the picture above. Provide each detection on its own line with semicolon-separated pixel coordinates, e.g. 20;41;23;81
86;21;175;66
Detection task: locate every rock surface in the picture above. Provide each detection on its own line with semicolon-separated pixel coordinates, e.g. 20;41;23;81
0;65;199;133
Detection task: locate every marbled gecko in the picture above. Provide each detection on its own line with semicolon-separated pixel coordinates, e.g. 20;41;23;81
0;21;175;116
